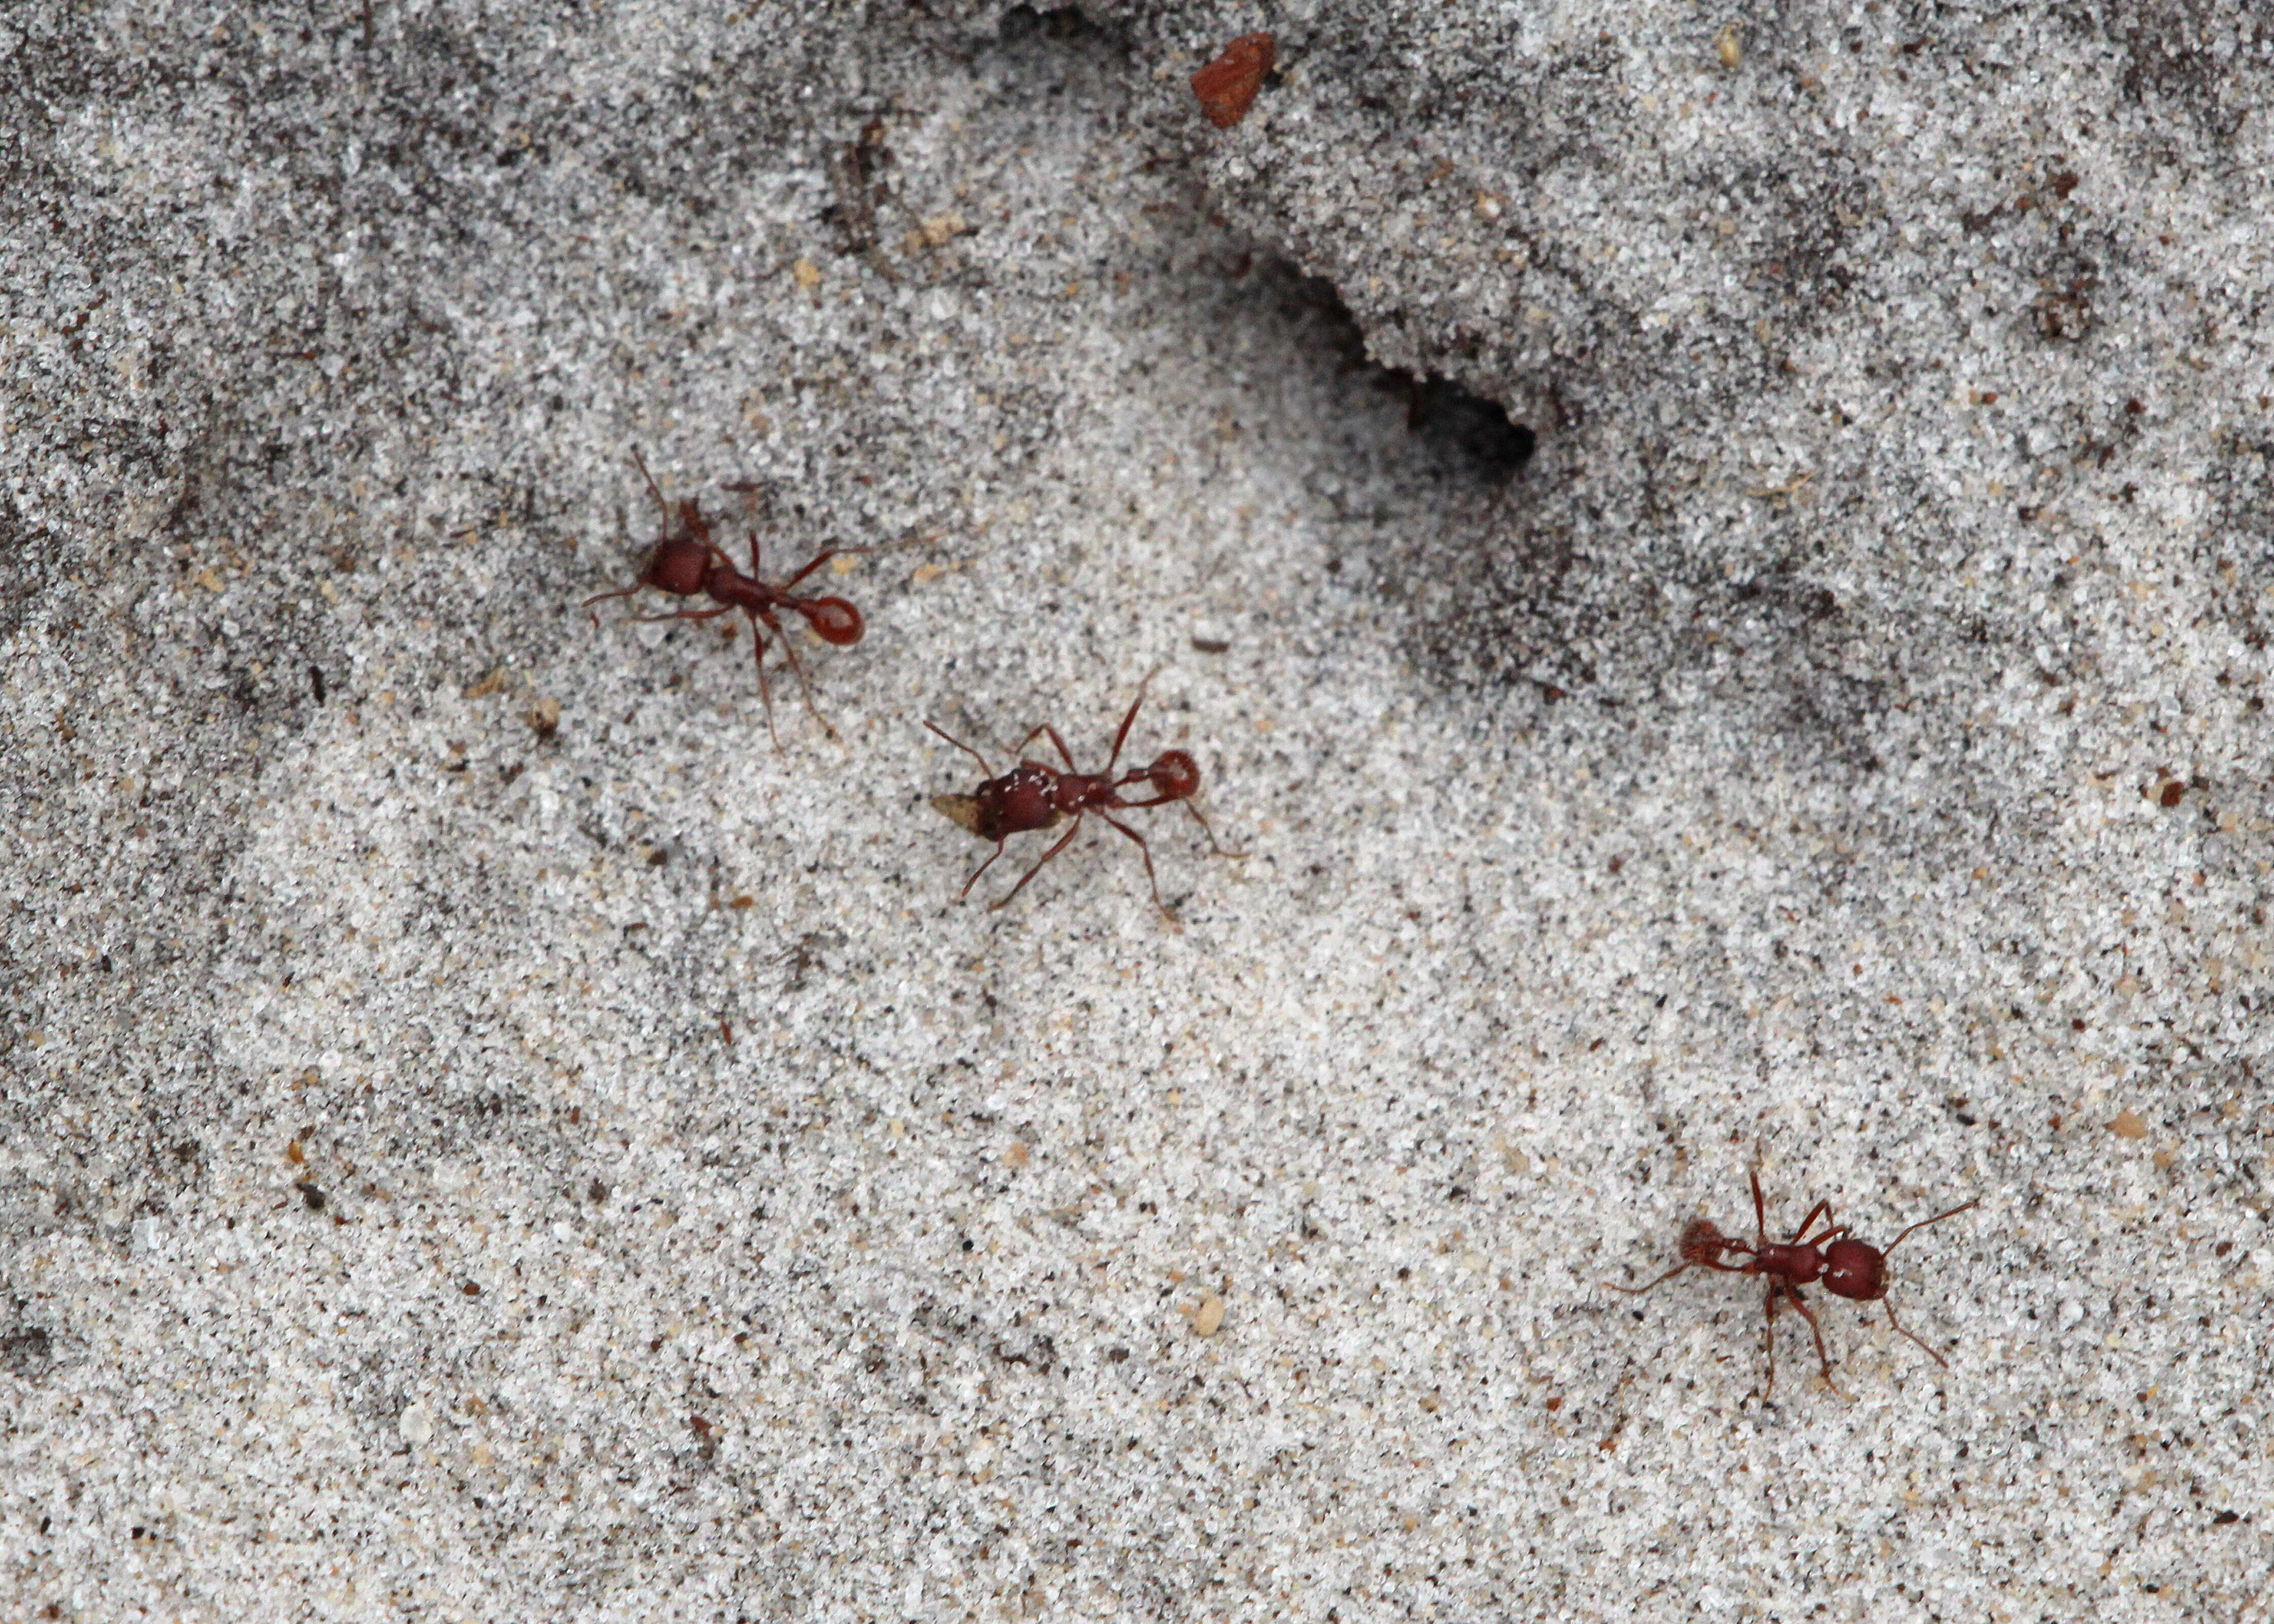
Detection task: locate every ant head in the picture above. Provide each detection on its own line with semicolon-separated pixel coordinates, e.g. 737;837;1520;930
801;597;864;647
1146;750;1201;801
989;764;1063;834
1821;1237;1887;1302
643;536;713;597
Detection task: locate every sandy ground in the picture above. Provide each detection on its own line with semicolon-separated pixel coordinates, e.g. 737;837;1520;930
4;0;2271;1618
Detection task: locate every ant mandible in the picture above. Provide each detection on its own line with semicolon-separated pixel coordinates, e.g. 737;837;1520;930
923;671;1239;916
583;448;865;748
1606;1167;1979;1398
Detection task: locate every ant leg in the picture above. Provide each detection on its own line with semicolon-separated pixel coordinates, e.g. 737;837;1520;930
1103;669;1160;774
1097;811;1167;914
744;613;785;753
1112;789;1245;860
1009;724;1078;772
1783;1284;1846;1397
1787;1198;1835;1245
923;720;995;777
581;582;648;624
1884;1196;1983;1252
1602;1261;1695;1296
1880;1296;1953;1369
1749;1168;1772;1249
776;544;872;590
1178;798;1245;859
1683;1218;1753;1271
1805;1223;1854;1256
987;814;1087;911
957;838;1010;901
1609;1219;1749;1295
766;612;839;741
588;595;737;629
1761;1282;1780;1397
628;604;735;625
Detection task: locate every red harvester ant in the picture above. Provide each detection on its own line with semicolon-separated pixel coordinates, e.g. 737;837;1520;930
583;449;865;748
1606;1167;1979;1397
924;672;1239;916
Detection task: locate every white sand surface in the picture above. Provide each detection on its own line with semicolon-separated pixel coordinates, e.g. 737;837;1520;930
4;1;2270;1617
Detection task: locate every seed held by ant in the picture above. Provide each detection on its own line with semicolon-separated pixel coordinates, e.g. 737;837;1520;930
583;448;866;749
1605;1167;1979;1398
924;671;1240;917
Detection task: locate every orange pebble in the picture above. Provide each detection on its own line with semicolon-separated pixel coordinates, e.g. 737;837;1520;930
1191;32;1276;128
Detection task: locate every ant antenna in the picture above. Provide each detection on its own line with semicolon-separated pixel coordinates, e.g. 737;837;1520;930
1882;1196;1983;1253
1877;1297;1951;1368
923;718;995;778
628;444;671;529
1103;667;1162;775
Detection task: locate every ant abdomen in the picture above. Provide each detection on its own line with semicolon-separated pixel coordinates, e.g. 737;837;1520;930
1145;750;1201;801
928;792;986;836
801;598;864;647
991;766;1062;836
1677;1218;1733;1268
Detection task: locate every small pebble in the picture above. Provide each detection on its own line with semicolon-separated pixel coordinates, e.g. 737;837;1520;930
1191;33;1275;129
1193;1293;1225;1337
398;1401;432;1444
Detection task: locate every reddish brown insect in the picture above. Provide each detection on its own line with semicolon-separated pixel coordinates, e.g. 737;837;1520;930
1191;32;1276;129
924;673;1237;915
583;449;865;748
1606;1168;1979;1397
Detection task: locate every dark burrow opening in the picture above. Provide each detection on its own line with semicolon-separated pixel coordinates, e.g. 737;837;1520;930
1276;270;1536;484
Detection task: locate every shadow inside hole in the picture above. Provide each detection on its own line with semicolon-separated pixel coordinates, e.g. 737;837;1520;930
1277;270;1536;483
995;3;1113;46
1400;375;1537;481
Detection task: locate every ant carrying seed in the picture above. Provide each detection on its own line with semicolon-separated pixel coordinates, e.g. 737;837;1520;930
923;671;1240;916
1605;1167;1979;1398
583;448;865;748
